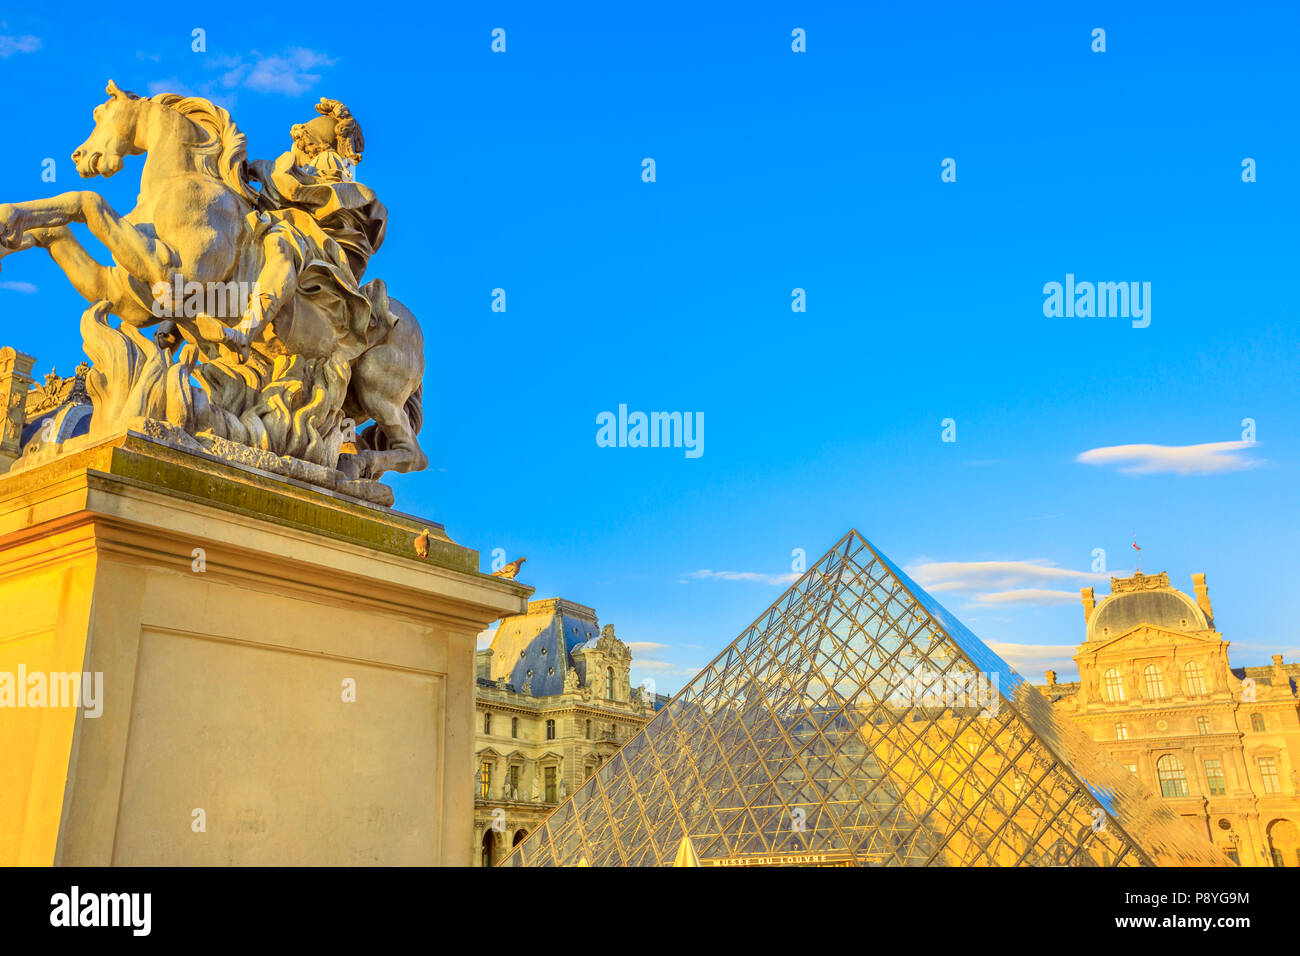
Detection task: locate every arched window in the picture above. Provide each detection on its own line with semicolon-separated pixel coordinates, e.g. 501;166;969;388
1144;664;1166;700
481;828;496;867
1156;754;1189;798
513;829;528;847
1103;669;1125;702
606;666;616;700
1251;713;1266;733
1197;716;1211;735
1184;660;1207;696
483;712;492;735
1267;819;1299;868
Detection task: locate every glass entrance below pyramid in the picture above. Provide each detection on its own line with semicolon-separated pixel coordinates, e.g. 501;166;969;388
501;531;1232;867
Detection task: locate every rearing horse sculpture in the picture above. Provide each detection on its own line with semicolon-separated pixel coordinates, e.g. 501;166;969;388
0;82;426;481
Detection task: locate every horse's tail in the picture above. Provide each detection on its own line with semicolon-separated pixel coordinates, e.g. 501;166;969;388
404;383;424;436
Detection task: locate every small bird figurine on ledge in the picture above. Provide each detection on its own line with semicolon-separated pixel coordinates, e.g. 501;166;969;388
414;528;432;558
492;557;526;580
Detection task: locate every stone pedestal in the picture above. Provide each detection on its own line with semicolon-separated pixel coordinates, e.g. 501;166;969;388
0;428;528;865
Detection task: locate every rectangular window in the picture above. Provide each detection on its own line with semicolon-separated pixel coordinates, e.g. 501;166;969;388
544;766;557;803
1204;759;1226;795
1126;764;1138;775
479;761;492;799
546;719;556;740
1197;716;1210;735
508;764;519;796
511;717;518;739
1115;722;1128;741
584;765;593;780
1258;756;1280;794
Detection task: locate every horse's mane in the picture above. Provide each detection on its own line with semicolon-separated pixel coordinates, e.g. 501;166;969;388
150;94;257;204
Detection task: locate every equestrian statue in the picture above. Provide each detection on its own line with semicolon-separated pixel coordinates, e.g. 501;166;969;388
0;82;426;503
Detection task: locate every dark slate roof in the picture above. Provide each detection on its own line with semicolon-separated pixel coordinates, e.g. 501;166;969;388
490;599;601;698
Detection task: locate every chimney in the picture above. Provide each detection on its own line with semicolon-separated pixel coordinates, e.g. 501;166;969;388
1044;670;1057;687
1080;587;1095;623
1191;573;1214;625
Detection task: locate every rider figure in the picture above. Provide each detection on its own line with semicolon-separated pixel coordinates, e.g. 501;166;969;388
195;98;389;359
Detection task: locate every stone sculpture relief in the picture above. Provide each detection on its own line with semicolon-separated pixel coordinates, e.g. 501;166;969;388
0;83;427;505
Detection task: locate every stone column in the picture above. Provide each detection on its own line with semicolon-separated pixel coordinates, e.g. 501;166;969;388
0;347;35;473
1245;811;1269;866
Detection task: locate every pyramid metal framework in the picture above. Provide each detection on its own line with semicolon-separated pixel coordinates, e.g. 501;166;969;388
501;531;1231;867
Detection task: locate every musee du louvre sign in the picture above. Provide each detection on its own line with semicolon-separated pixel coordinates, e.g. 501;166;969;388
703;852;854;867
502;531;1231;868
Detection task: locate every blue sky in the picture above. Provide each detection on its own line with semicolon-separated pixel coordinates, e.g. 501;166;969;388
1;1;1297;692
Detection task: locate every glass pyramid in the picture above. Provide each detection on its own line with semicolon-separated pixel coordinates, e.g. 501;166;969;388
501;531;1231;867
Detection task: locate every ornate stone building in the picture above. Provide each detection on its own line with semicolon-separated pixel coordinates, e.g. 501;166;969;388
1040;569;1300;866
472;598;666;865
0;347;92;473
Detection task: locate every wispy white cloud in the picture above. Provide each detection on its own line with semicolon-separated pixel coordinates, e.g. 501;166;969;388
908;559;1110;594
1076;441;1262;476
625;641;669;653
986;641;1079;679
630;659;699;686
0;280;38;294
0;35;40;58
146;77;196;97
970;588;1081;606
210;47;336;96
681;569;800;586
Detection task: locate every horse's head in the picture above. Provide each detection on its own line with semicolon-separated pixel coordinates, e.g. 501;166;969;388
71;80;146;179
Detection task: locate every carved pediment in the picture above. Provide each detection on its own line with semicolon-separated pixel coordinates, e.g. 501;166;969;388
1090;624;1219;655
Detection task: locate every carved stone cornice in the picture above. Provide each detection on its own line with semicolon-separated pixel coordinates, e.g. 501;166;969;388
1111;570;1170;593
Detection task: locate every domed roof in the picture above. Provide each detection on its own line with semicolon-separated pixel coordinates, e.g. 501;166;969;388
1088;573;1208;641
